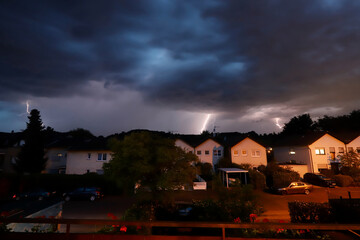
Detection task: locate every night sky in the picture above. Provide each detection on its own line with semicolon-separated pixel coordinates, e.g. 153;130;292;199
1;0;360;136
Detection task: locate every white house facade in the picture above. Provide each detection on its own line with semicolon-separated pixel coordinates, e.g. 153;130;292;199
66;150;113;175
175;139;194;153
231;137;267;167
195;139;223;167
308;133;346;173
346;136;360;153
273;133;346;176
44;147;68;174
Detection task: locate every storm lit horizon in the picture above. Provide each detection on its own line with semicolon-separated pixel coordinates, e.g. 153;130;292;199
1;0;360;136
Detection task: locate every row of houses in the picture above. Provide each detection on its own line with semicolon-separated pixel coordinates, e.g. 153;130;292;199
1;131;360;177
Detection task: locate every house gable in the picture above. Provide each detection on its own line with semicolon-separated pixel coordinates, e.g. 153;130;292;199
175;139;194;153
231;137;267;167
346;136;360;153
195;139;223;167
308;133;346;173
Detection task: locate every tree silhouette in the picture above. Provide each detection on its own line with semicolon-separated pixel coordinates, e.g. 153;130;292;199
16;109;47;173
103;131;198;196
281;114;315;136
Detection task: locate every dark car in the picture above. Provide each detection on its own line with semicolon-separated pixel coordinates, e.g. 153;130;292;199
63;187;103;201
13;188;55;201
303;173;336;188
277;182;313;195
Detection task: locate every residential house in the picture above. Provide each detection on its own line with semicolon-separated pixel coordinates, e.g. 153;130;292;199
175;139;194;153
346;135;360;153
273;133;346;177
231;137;267;168
65;138;113;175
44;138;71;174
195;139;224;167
0;132;24;174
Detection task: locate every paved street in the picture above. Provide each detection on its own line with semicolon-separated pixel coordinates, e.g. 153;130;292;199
59;187;360;224
257;186;360;221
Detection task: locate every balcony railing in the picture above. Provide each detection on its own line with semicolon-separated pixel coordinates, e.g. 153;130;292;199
1;218;360;240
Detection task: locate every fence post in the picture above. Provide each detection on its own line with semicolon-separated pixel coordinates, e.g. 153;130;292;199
66;223;70;239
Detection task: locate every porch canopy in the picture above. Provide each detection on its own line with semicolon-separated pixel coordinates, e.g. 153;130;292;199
218;168;249;188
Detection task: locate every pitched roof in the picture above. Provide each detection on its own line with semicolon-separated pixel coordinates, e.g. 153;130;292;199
174;134;210;148
68;137;110;151
0;132;24;148
272;132;345;147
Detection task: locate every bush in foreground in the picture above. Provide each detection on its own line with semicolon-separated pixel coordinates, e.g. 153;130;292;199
333;174;354;187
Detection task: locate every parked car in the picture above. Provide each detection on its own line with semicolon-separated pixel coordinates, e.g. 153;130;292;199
277;182;313;195
303;173;336;188
13;188;55;201
63;187;103;201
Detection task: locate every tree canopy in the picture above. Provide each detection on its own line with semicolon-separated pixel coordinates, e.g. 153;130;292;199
339;151;360;169
16;109;47;173
103;131;198;194
281;114;314;136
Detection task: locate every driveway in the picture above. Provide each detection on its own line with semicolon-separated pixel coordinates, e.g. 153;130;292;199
256;186;360;221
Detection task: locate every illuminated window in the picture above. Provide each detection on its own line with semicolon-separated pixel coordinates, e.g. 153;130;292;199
242;150;247;156
233;150;239;156
315;148;325;155
57;153;63;157
289;149;296;155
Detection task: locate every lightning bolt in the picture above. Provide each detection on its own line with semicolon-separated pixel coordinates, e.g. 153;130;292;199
200;114;211;133
26;101;30;114
275;118;283;129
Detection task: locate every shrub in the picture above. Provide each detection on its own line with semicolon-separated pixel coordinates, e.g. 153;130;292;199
272;171;300;189
190;200;230;221
340;167;360;182
248;170;266;190
334;174;354;187
260;161;300;189
196;162;214;182
225;163;266;190
288;201;332;223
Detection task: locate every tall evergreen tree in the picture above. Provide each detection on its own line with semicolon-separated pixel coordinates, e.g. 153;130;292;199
16;109;47;173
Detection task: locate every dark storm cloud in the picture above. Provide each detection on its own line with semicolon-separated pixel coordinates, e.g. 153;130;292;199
1;0;360;134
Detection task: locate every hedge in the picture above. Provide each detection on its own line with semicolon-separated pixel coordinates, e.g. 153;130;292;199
333;174;354;187
288;201;332;223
